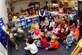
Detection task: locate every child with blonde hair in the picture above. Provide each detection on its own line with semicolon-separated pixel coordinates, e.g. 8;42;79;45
63;30;76;50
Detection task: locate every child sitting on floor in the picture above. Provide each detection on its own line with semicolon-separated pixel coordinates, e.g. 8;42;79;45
49;34;59;50
49;19;55;30
32;28;40;39
54;15;60;23
64;24;69;35
63;30;76;50
76;18;81;26
44;17;49;27
40;20;45;32
27;26;36;38
74;25;80;41
40;32;47;48
68;22;76;30
58;28;66;42
59;17;66;27
31;20;39;32
57;24;61;31
24;38;38;55
44;27;51;42
59;17;66;26
33;20;39;29
35;32;47;49
52;23;59;35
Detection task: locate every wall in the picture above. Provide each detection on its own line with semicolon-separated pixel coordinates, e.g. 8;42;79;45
12;0;48;13
13;1;28;13
8;0;80;13
0;0;8;24
60;0;75;7
78;0;82;1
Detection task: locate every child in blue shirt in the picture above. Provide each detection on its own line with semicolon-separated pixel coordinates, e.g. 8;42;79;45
63;30;76;50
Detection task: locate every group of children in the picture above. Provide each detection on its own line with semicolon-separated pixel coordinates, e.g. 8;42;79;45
6;1;82;55
24;11;82;55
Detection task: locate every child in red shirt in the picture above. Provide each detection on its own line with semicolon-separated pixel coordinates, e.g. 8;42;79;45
40;32;47;48
36;32;47;49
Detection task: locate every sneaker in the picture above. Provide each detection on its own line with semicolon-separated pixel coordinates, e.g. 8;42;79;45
66;46;69;50
45;47;48;50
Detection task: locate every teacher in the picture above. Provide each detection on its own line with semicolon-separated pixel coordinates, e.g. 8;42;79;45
39;8;46;22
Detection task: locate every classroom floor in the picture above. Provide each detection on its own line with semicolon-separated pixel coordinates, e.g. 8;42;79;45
8;27;75;55
8;42;75;55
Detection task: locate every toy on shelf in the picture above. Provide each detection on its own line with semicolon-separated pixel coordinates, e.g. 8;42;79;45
71;38;82;55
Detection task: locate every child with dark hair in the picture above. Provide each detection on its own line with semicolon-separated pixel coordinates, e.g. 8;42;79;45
7;18;24;50
24;38;38;55
40;20;45;32
76;18;82;28
54;15;60;23
49;19;55;30
68;22;76;30
76;18;81;26
64;24;69;35
74;25;80;41
44;27;51;42
52;23;59;35
7;18;15;29
58;28;66;42
65;12;72;25
59;17;66;27
44;17;49;27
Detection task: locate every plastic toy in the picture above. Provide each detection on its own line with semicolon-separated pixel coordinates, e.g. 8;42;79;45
71;38;82;55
